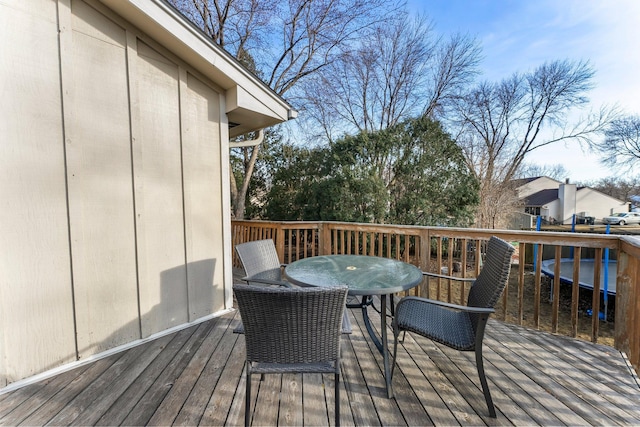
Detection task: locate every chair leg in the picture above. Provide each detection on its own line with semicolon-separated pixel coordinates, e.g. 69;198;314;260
245;364;252;427
475;344;496;418
335;371;340;427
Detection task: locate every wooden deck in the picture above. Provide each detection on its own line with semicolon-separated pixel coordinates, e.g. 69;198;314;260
1;297;639;426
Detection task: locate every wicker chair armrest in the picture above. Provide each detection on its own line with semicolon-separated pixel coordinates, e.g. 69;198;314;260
422;271;476;282
242;275;292;287
396;296;495;314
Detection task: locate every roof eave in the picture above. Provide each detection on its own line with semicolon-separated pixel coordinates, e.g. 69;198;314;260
98;0;297;136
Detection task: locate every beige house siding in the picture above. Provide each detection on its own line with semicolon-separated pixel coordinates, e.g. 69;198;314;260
181;73;226;322
0;0;78;385
575;188;629;219
1;0;287;388
516;177;562;199
516;177;629;225
63;0;142;358
133;39;190;338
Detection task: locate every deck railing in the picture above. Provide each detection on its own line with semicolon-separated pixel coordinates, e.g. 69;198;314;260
231;220;640;375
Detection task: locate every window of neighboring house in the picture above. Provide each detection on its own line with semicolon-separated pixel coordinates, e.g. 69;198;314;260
525;207;541;216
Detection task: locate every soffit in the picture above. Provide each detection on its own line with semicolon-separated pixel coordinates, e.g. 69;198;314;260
98;0;296;136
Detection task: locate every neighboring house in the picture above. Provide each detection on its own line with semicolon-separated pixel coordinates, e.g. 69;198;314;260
514;176;563;200
1;0;294;388
514;177;628;225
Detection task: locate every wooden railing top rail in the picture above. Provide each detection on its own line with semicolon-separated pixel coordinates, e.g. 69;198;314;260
421;227;619;249
232;220;322;229
234;220;621;249
620;236;640;258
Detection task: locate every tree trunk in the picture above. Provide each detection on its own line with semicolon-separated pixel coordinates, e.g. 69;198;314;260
232;144;260;219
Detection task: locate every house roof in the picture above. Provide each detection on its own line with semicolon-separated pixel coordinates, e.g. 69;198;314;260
524;189;559;207
100;0;297;137
524;186;624;208
512;176;543;188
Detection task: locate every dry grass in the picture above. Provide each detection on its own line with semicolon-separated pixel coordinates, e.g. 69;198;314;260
501;267;615;347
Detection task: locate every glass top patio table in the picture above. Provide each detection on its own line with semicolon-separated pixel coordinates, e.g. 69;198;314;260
284;254;423;295
285;254;423;399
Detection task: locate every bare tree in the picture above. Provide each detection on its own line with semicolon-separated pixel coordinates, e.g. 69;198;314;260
590;115;640;172
517;163;569;181
169;0;397;218
476;180;523;230
454;59;618;228
587;176;640;202
303;14;481;138
169;0;270;64
423;33;482;118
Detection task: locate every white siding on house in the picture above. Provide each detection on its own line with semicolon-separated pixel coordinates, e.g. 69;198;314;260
516;176;629;226
64;0;141;357
133;40;189;338
182;73;226;320
517;177;562;199
559;183;577;224
541;186;628;223
0;0;256;387
0;0;77;385
576;188;629;220
545;200;561;223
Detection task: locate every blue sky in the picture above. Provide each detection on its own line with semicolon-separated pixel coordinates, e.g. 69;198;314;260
410;0;640;182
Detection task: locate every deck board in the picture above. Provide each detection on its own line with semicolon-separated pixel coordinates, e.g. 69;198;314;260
1;298;639;426
87;329;192;426
485;324;593;426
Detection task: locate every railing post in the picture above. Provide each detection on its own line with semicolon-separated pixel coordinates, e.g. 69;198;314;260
533;245;543;329
319;222;331;255
275;224;285;264
518;242;526;325
591;247;603;342
615;243;640;375
418;229;430;297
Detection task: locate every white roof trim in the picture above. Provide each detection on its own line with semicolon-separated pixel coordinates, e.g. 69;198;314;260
99;0;296;136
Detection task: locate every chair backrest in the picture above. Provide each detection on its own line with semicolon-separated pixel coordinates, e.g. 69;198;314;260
467;236;515;310
233;284;348;364
235;239;282;279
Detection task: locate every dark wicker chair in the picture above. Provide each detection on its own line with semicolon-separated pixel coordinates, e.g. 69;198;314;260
235;239;291;287
234;239;351;334
234;284;349;427
391;236;514;417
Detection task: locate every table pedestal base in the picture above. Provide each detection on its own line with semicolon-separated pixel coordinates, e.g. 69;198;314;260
347;294;395;398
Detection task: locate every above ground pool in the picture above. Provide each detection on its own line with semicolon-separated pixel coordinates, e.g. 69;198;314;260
540;258;617;295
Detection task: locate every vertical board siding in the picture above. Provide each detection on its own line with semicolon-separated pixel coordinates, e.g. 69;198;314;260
0;0;76;385
1;0;231;388
182;73;225;321
133;40;189;337
65;0;140;356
